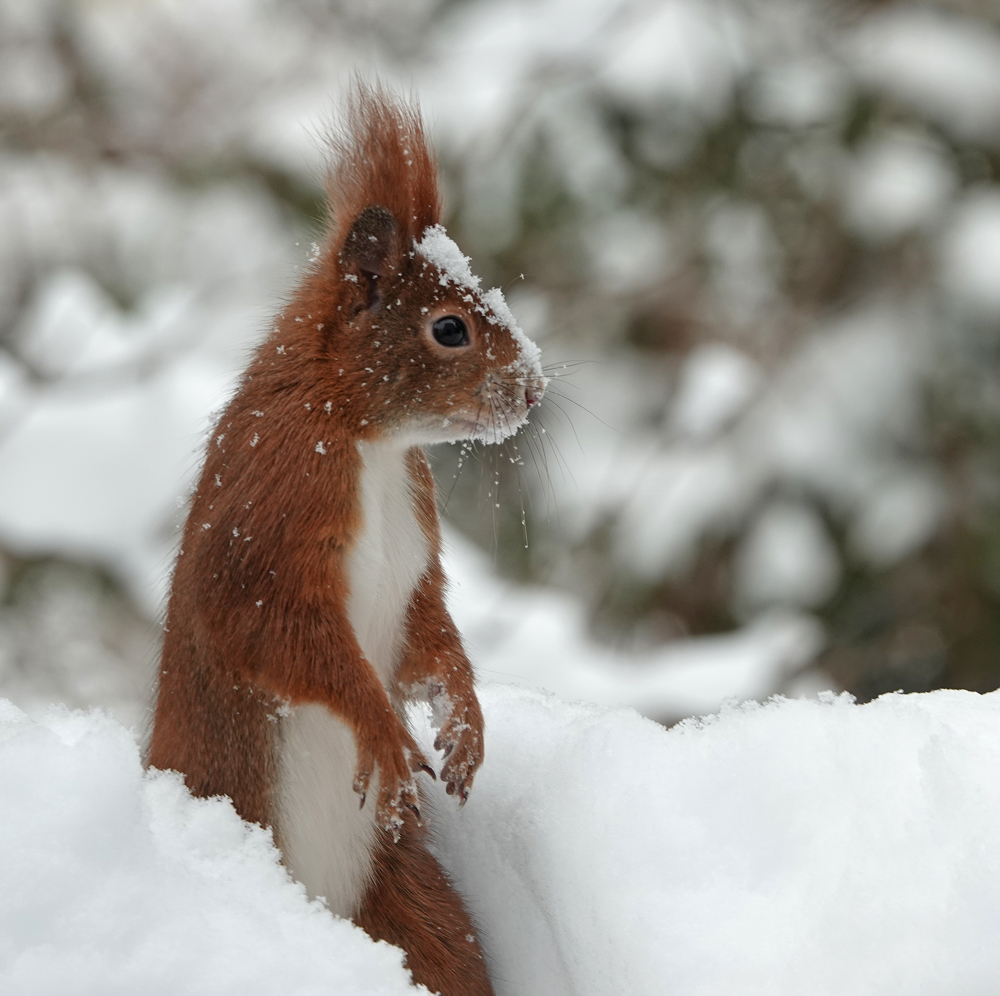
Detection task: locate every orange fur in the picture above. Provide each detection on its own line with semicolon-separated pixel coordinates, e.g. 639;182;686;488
148;83;544;995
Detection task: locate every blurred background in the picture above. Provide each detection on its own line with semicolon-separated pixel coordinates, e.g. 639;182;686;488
2;0;1000;731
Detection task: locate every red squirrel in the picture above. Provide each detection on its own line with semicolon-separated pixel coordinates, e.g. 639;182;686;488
147;84;545;995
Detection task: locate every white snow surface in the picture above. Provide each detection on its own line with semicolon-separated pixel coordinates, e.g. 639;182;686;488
423;685;1000;996
0;701;422;996
7;687;1000;995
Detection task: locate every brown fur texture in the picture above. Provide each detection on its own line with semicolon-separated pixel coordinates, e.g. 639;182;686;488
357;816;493;996
148;83;544;996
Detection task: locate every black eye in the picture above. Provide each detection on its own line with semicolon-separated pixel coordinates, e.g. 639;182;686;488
432;315;469;347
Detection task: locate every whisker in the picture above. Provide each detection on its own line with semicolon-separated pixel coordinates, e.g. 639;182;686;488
545;382;621;432
536;395;589;454
523;419;562;527
487;394;506;560
541;359;600;376
441;438;472;512
532;408;576;490
508;398;562;518
509;437;530;550
488;388;546;537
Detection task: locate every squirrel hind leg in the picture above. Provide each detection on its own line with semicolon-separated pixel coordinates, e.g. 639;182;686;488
355;818;494;996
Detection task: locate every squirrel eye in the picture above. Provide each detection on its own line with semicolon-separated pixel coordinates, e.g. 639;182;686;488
431;315;469;347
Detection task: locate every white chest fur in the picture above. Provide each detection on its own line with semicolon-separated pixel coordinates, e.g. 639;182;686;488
276;441;430;916
345;441;431;681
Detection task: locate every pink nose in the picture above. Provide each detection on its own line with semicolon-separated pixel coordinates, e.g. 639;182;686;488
526;387;540;407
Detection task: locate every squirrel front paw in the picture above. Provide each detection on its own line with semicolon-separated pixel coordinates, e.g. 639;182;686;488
432;695;484;805
353;722;433;840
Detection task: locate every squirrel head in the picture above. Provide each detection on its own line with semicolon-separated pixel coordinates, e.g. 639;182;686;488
289;82;546;446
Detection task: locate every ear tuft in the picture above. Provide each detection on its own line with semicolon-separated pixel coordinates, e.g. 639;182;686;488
325;80;441;261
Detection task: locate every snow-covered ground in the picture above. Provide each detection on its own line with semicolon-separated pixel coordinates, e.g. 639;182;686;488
5;686;1000;995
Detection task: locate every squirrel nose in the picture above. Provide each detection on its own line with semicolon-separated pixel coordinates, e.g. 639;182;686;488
525;381;544;408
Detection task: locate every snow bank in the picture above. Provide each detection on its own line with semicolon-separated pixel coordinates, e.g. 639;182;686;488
6;688;1000;995
0;701;422;996
424;685;1000;996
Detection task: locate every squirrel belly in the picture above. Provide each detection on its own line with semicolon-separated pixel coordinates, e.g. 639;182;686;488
277;704;376;918
275;439;430;918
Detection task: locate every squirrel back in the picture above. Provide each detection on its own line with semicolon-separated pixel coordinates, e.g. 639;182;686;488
148;83;545;996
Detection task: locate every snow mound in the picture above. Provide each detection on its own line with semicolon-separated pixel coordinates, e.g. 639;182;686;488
0;701;422;996
7;689;1000;995
421;685;1000;996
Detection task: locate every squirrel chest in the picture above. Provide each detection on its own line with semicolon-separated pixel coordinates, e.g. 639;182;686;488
276;440;430;916
344;441;431;683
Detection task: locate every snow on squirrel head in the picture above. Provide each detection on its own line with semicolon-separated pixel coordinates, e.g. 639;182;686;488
305;82;546;446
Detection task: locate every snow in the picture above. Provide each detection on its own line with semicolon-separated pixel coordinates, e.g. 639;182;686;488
0;41;67;116
415;224;543;375
443;531;821;722
748;57;848;128
8;687;1000;995
734;501;841;611
0;560;154;731
703;200;781;323
940;189;1000;319
669;343;761;440
0;701;423;996
0;351;234;615
415;224;482;295
586;210;675;293
612;443;749;581
849;472;946;568
0;159;291;616
600;0;746;120
423;684;1000;996
844;132;956;241
852;9;1000;141
751;307;929;509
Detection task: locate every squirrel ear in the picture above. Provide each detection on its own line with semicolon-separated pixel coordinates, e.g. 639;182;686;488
339;206;399;311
